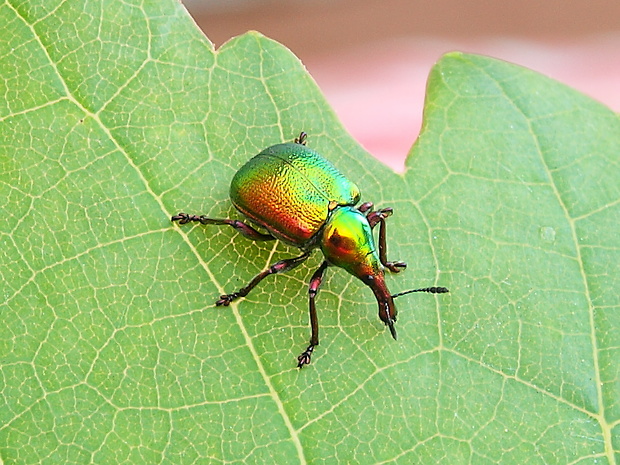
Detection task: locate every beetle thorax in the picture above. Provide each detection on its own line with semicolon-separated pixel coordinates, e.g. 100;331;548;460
319;206;382;279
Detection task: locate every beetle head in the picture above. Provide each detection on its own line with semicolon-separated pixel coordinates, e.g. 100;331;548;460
320;206;398;338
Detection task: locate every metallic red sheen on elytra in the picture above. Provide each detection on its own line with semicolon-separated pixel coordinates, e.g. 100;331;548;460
230;142;360;246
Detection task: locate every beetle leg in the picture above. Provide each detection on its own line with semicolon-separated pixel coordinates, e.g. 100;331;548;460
297;261;329;368
365;207;391;228
216;252;310;306
365;208;407;273
358;201;373;213
172;213;275;241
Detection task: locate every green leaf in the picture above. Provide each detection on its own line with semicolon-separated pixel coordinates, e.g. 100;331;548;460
1;1;618;464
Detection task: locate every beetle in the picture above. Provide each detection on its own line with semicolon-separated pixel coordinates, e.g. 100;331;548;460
172;132;448;367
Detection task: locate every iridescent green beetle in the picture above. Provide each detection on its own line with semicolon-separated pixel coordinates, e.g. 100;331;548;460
172;132;448;367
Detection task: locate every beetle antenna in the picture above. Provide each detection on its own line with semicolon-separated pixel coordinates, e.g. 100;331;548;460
391;286;449;299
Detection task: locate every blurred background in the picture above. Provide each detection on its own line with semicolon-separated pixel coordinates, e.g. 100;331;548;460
185;0;620;171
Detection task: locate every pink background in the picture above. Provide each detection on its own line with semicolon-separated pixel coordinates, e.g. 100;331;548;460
188;0;620;171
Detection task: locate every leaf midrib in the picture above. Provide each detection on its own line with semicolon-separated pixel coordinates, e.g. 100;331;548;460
13;5;309;462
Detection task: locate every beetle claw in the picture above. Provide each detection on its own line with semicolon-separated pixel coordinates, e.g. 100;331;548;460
297;345;315;368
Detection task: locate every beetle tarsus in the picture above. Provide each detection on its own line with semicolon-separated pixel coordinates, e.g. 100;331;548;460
385;261;407;273
171;213;211;225
297;344;315;368
295;131;308;145
366;207;393;228
171;212;193;224
216;293;238;306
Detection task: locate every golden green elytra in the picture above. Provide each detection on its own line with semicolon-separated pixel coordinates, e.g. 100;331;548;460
172;132;448;368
